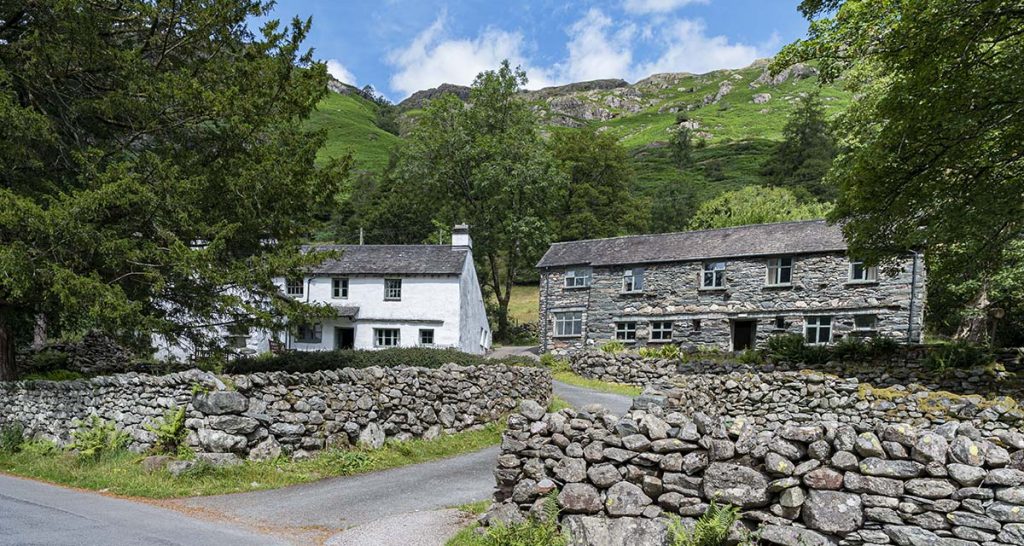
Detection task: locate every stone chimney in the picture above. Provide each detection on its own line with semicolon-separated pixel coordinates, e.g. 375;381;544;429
451;224;472;248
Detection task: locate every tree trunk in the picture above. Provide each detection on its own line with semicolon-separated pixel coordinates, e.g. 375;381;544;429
32;312;47;350
0;307;17;381
955;285;991;344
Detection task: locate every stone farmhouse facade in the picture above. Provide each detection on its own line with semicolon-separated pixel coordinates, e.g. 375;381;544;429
156;225;492;359
536;220;925;354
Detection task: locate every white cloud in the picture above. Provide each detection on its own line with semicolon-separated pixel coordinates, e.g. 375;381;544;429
387;16;558;97
623;0;709;15
325;59;357;85
635;19;763;76
557;9;635;82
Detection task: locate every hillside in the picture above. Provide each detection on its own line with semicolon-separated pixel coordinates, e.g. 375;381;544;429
310;60;850;231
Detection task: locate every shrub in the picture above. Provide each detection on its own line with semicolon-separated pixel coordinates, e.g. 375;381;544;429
68;415;130;459
599;341;627;354
924;342;994;372
765;334;807;362
736;349;764;365
317;449;376;474
145;406;188;456
20;439;59;457
225;347;531;374
831;337;872;362
483;493;566;546
25;349;70;372
21;369;85;381
867;336;900;358
0;423;25;454
669;501;745;546
638;347;659;359
539;353;571;373
658;344;681;359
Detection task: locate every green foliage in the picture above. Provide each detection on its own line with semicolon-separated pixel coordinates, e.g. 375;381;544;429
316;449;377;474
736;349;764;365
25;349;70;372
764;334;830;364
639;344;682;360
924;342;995;372
687;186;831;230
20;439;59;457
669;501;741;546
658;344;681;360
779;0;1024;341
830;337;873;362
539;353;571;373
144;406;188;456
21;369;85;382
226;347;532;374
0;423;25;454
761;93;837;200
671;127;694;168
68;416;130;459
599;341;627;354
482;493;566;546
0;1;348;380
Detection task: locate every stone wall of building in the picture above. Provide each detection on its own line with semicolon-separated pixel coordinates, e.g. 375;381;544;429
492;402;1024;546
539;252;925;355
570;351;680;386
0;364;551;462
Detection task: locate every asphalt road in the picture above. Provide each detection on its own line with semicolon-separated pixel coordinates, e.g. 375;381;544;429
0;473;282;546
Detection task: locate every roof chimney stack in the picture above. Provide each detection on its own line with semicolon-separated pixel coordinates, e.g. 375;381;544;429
452;224;472;249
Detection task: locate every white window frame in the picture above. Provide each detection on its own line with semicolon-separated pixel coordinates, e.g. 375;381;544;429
553;311;583;337
374;328;400;347
854;314;878;331
805;316;833;345
766;257;793;286
331;277;349;299
286;278;304;297
384;278;402;301
622;268;645;293
849;260;879;283
225;324;250;349
650;321;674;342
615;322;637;341
564;268;592;289
296;323;322;344
419;328;435;346
702;261;726;288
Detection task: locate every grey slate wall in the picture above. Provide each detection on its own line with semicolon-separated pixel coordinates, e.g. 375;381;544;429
539;252;925;355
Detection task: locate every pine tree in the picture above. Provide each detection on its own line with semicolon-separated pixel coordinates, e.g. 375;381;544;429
761;93;837;200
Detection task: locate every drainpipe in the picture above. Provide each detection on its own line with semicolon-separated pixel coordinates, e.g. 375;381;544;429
541;270;549;353
906;251;921;344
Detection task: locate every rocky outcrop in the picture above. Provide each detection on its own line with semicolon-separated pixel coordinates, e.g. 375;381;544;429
492;405;1024;546
398;83;472;109
752;63;819;87
0;364;551;461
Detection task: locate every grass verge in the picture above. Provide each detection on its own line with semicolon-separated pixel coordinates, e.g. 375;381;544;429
0;423;504;499
552;371;643;397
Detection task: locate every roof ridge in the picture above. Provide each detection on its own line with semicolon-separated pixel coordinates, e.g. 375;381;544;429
549;219;829;247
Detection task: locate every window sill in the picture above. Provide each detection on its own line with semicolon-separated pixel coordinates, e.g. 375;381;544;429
563;286;591;291
763;283;793;289
647;339;674;344
552;335;583;339
384;298;402;302
619;290;644;295
845;280;879;287
698;287;726;292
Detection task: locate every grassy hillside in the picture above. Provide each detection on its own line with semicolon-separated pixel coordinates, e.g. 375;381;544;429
306;91;400;173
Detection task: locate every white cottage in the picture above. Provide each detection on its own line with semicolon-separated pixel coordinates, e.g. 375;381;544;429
155;225;492;359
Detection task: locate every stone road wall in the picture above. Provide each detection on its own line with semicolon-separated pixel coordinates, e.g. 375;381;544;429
0;364;551;462
492;402;1024;546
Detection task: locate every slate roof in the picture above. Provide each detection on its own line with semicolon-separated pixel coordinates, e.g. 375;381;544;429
536;220;847;268
306;245;469;275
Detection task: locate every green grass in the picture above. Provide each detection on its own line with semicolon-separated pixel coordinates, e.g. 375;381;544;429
455;499;492;515
0;423;504;499
489;284;538;326
446;524;486;546
547;395;571;412
306;92;401;172
552;371;643;397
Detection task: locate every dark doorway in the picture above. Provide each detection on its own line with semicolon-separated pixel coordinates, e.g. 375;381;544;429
732;320;757;351
335;327;355;350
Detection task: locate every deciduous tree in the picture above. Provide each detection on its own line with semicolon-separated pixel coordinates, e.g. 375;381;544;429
687;186;831;230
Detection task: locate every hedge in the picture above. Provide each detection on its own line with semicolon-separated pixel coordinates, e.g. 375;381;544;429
223;347;535;374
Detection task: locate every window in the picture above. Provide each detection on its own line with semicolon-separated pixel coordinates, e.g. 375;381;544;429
286;278;304;297
374;328;400;347
622;268;645;293
854;314;878;331
805;316;832;344
225;324;249;349
849;260;879;282
384;278;402;300
296;323;322;343
615;322;637;341
774;316;787;330
691;319;702;332
702;262;726;288
419;328;435;346
554;311;583;337
650;321;674;342
766;257;793;285
332;278;349;299
564;268;592;289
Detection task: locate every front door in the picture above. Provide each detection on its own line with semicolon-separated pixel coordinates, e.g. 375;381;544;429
334;327;355;350
732;320;756;351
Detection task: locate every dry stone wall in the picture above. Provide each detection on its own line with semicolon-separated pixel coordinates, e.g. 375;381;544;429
0;364;550;463
493;402;1024;546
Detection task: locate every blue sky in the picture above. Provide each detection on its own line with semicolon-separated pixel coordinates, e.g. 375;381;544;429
260;1;811;101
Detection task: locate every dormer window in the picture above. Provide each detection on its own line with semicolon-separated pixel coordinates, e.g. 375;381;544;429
564;268;592;289
286;278;304;297
849;260;879;283
766;257;793;286
622;268;645;293
702;262;726;288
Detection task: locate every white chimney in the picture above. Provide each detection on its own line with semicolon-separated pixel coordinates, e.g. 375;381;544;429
452;224;472;248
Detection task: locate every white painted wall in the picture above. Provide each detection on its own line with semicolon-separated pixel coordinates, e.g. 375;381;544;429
458;257;492;354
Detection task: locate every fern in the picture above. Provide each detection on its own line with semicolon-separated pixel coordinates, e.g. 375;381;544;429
669;501;741;546
69;415;130;459
0;423;25;454
145;406;188;456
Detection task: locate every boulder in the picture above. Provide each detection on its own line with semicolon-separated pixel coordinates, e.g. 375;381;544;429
563;515;668;546
605;481;652;516
248;436;282;461
357;423;385;449
519;400;546;421
192;391;248;415
558;483;603;514
905;479;957;499
802;490;863;533
760;524;836;546
702;463;769;508
912;433;949;465
803;468;844;490
197;428;246;453
555;457;588;483
859;457;924;479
